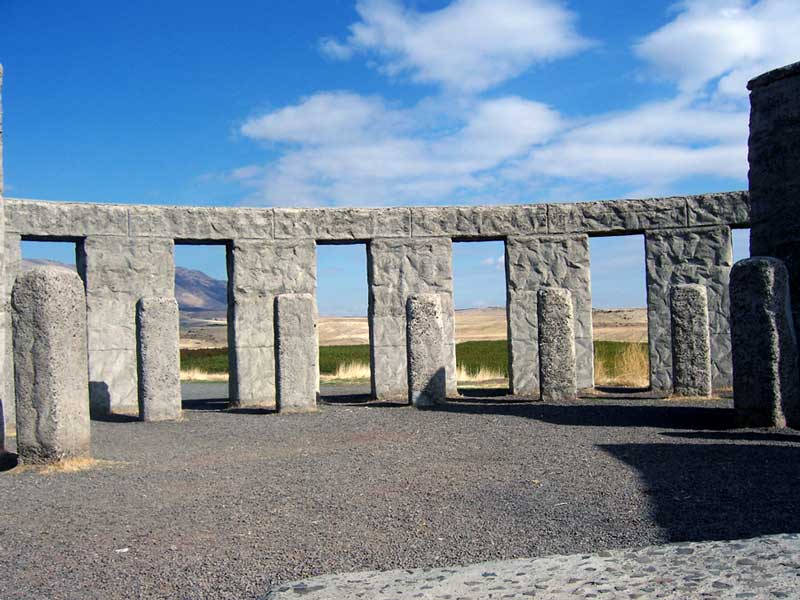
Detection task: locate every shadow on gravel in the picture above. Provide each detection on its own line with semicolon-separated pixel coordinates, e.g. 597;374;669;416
458;388;510;398
601;442;800;542
0;452;18;472
430;401;736;430
183;398;230;412
90;413;139;423
663;430;800;443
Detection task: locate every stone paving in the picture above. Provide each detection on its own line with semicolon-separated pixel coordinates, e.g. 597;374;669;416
265;534;800;599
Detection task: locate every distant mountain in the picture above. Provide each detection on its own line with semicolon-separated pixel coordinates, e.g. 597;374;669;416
21;259;228;312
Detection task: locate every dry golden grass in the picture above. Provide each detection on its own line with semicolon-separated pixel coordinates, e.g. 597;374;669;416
12;457;120;475
594;343;650;388
320;361;371;383
456;364;507;384
180;368;229;382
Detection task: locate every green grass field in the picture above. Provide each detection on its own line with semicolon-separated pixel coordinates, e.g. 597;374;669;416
181;340;648;381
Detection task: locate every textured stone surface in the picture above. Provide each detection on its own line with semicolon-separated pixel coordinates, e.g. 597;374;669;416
506;235;593;395
6;198;128;238
645;226;732;393
11;267;90;464
368;238;456;401
670;284;712;397
537;288;576;401
136;297;181;422
411;205;547;238
731;258;800;428
748;62;800;329
3;232;20;430
129;205;272;240
548;196;687;234
275;207;410;240
228;239;316;408
266;534;800;600
275;293;318;413
687;191;750;227
0;65;4;450
406;294;446;407
81;236;174;414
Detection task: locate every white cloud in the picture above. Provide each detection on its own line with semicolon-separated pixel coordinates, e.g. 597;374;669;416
322;0;591;93
636;0;800;99
481;255;505;270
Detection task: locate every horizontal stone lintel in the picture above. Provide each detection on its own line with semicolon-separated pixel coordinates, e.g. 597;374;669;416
5;191;749;241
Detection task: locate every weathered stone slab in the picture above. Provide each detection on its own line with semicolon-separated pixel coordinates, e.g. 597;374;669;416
368;238;456;400
547;196;687;235
406;294;446;407
506;235;593;395
2;232;18;434
81;236;174;414
537;288;576;401
686;191;750;227
731;257;800;428
748;61;800;328
411;205;547;238
275;207;410;240
129;205;273;240
12;267;90;464
136;297;181;422
670;284;712;397
228;239;316;408
275;293;318;413
645;226;732;393
5;198;128;238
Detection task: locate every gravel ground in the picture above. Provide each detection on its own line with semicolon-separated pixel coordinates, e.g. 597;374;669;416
2;386;800;600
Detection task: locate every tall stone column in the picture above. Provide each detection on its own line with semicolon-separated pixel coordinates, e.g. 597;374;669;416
275;293;318;413
670;284;712;397
136;297;182;422
748;62;800;330
368;238;456;402
645;226;732;394
537;287;577;401
0;65;5;449
406;294;446;407
2;232;19;431
80;236;174;415
228;239;315;409
505;235;593;396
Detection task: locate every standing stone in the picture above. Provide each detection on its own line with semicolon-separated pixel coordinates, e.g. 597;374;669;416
12;267;90;464
670;284;712;397
537;288;577;402
0;64;5;451
275;293;317;413
406;294;446;408
748;62;800;329
136;297;181;422
731;258;800;428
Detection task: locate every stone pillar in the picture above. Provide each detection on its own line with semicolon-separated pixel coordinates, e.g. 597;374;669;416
748;62;800;329
506;235;593;396
406;294;446;408
645;226;732;394
2;232;18;440
670;284;712;397
537;288;577;401
731;258;800;428
12;267;90;464
368;238;456;401
228;239;315;409
275;293;317;413
136;297;181;422
0;65;5;450
81;236;174;416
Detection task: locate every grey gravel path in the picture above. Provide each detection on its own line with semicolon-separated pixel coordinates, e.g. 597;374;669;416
267;533;800;599
2;386;800;599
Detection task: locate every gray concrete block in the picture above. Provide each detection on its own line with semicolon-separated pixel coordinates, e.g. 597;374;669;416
686;191;750;227
406;294;446;407
81;236;174;414
5;198;128;237
670;284;712;397
275;207;410;240
645;226;732;393
537;288;576;401
11;267;90;464
731;257;800;428
547;196;687;235
748;62;800;329
506;235;593;394
128;205;273;240
136;297;181;422
275;293;317;413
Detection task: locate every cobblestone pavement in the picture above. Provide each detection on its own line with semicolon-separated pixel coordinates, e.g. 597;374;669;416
266;534;800;599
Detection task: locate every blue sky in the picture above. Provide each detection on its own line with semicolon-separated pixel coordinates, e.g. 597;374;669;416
5;1;794;314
